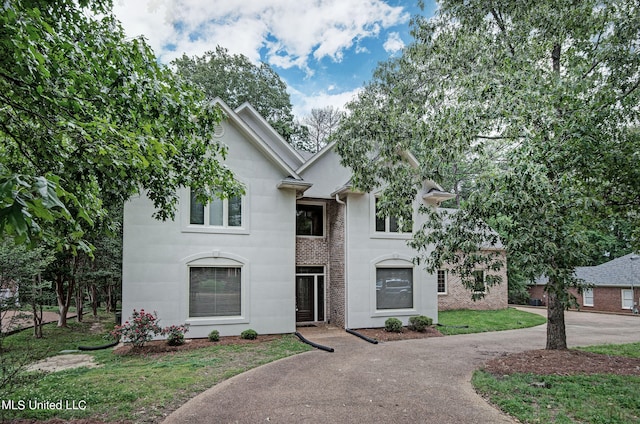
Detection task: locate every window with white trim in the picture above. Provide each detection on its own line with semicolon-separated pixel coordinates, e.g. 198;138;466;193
296;202;325;237
376;268;413;310
437;270;447;294
472;270;486;294
583;288;594;307
622;289;634;309
190;190;242;228
374;197;412;233
189;267;241;317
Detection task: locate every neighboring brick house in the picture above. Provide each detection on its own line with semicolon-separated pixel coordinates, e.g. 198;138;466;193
529;253;640;314
437;249;509;311
122;99;508;337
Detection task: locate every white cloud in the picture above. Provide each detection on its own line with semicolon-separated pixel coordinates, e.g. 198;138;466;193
289;85;362;118
383;31;405;53
113;0;409;68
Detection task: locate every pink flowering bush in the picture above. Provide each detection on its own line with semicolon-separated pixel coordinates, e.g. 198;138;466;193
162;324;189;346
111;309;162;348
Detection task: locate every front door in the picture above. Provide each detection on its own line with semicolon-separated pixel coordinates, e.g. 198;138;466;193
296;276;314;322
296;266;325;323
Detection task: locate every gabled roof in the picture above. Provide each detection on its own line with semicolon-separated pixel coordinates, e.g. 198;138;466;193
534;253;640;287
576;253;640;287
296;141;337;174
234;102;305;171
213;98;303;180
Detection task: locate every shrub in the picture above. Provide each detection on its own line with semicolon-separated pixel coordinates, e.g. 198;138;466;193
208;330;220;342
110;309;162;348
240;329;258;340
384;317;403;333
162;324;189;346
408;315;433;332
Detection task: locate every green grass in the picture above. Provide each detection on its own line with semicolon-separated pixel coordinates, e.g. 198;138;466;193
1;311;312;422
577;342;640;358
473;343;640;424
437;308;547;335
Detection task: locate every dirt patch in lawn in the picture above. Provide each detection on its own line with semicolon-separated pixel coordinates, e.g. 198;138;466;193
483;349;640;376
349;326;444;342
26;354;100;373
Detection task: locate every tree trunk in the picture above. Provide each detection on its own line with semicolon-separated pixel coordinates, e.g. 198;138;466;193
31;274;43;338
105;283;113;314
546;288;567;350
90;284;98;318
56;274;74;327
75;283;84;323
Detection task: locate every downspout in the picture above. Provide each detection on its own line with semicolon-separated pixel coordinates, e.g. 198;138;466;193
335;194;348;329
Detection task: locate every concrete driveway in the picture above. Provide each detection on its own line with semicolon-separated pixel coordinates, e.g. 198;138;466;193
163;308;640;424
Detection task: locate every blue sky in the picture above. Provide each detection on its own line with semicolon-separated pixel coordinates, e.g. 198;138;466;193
113;0;438;119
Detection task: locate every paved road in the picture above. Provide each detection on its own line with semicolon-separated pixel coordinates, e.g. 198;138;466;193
163;308;640;424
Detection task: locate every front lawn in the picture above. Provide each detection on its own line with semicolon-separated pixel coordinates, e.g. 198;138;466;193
473;343;640;424
0;311;312;423
437;308;547;335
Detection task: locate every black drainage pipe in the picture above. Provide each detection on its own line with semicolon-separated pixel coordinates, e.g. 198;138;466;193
346;328;378;344
294;332;334;352
78;340;119;351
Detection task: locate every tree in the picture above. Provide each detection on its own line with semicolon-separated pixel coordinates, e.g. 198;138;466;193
335;0;640;349
1;0;241;246
172;46;306;143
300;106;344;152
0;237;54;338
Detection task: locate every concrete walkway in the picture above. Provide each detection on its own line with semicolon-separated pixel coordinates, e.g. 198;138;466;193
163;308;640;424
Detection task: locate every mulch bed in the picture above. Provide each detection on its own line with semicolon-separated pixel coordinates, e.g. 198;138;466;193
483;349;640;376
113;334;281;356
349;326;444;342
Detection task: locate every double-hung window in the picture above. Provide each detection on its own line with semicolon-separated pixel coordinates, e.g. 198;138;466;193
190;190;242;228
583;288;594;307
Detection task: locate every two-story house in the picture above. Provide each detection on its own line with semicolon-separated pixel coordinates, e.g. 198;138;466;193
121;98;507;338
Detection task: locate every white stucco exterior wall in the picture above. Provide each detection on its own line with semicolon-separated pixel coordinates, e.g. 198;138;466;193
122;117;298;338
344;192;438;329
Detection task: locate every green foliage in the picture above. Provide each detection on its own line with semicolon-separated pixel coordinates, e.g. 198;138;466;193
334;0;640;349
110;309;162;348
408;315;433;332
172;46;306;143
578;342;640;359
162;325;188;346
208;330;220;342
384;317;403;333
0;1;242;248
240;329;258;340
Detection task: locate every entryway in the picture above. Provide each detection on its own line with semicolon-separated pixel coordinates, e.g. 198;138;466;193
295;266;325;323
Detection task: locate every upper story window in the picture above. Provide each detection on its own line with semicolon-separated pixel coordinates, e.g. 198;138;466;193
190;190;242;228
375;197;412;233
296;202;325;237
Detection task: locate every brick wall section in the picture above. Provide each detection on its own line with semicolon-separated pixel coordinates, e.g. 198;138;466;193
295;199;346;327
438;250;509;311
328;201;346;328
529;285;639;314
